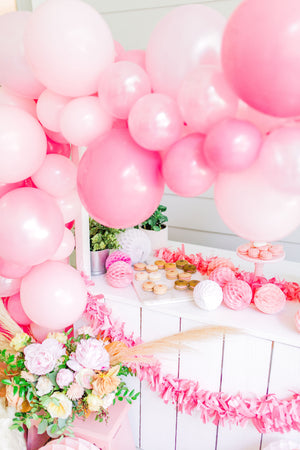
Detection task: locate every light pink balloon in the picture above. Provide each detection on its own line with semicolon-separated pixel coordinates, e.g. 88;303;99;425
0;276;21;297
32;154;77;198
30;322;65;343
20;261;87;329
0;12;44;98
98;61;151;119
0;258;31;279
203;118;262;172
24;0;115;97
0;188;65;266
114;40;124;60
162;134;216;196
0;87;37;118
60;96;113;146
117;49;146;70
0;181;25;199
0;106;47;183
37;89;71;132
237;101;288;135
50;228;75;261
77;129;164;228
177;66;238;134
259;126;300;194
56;190;82;223
215;163;300;241
128;93;183;150
146;5;226;97
7;294;31;326
222;0;300;117
44;128;69;144
46;137;71;158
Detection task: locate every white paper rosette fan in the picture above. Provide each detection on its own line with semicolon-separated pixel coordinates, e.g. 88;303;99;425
263;441;300;450
117;228;151;264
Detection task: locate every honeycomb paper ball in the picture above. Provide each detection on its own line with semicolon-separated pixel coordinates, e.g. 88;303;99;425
106;260;134;288
193;280;223;311
105;250;131;269
223;280;252;311
254;284;286;314
39;437;100;449
295;310;300;332
117;228;151;263
209;266;236;288
207;257;235;275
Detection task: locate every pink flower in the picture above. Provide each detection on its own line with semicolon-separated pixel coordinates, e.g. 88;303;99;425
75;338;109;370
24;339;66;376
56;369;74;389
67;353;83;372
75;368;95;389
66;382;84;401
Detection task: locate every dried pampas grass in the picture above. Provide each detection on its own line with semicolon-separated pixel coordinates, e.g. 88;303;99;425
0;299;23;352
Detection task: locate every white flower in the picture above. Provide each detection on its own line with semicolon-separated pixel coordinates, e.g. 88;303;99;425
77;326;95;337
47;392;72;419
100;392;115;410
10;333;30;351
86;393;103;412
20;371;36;383
47;332;68;345
36;376;53;396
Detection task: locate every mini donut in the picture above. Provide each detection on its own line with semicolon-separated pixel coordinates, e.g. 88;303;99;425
183;264;197;274
188;280;200;291
154;260;165;269
259;250;273;260
146;264;159;273
135;271;148;282
153;284;168;295
176;259;189;269
149;271;161;281
237;244;251;254
165;263;177;271
178;272;192;281
174;280;188;290
247;248;260;259
134;263;146;271
142;281;155;292
166;269;179;280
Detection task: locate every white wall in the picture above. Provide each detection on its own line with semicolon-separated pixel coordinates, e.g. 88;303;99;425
27;0;300;262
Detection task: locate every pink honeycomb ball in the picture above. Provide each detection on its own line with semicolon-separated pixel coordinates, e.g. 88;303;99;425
105;250;131;270
223;280;253;311
207;257;235;275
295;310;300;332
254;284;286;314
106;261;133;288
209;267;236;288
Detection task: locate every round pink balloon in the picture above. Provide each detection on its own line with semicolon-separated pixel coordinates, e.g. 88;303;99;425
128;93;183;150
50;228;75;261
237;101;288;135
24;0;115;97
0;106;47;183
56;189;82;223
0;188;65;266
222;0;300;117
0;86;37;118
37;89;71;132
98;61;151;119
177;66;238;134
30;322;56;342
203;118;262;172
0;258;31;279
46;137;71;158
162;134;216;196
0;12;44;98
146;4;226;98
114;40;124;60
7;294;31;326
117;49;146;70
77;129;165;228
60;96;113;146
32;154;77;198
259;126;300;194
44;128;69;144
0;276;21;297
20;261;87;329
215;163;300;241
0;181;25;199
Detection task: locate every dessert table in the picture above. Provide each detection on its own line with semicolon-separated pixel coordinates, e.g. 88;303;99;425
89;242;300;450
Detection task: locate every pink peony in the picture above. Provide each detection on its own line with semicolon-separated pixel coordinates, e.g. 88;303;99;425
75;338;110;370
24;339;66;376
56;369;74;389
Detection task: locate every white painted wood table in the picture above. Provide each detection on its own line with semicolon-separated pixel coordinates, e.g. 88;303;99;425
90;242;300;450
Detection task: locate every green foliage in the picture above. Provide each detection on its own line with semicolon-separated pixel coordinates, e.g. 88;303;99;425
140;204;168;231
89;218;124;251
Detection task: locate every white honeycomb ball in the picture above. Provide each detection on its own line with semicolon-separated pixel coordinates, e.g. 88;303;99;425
193;280;223;311
117;228;151;264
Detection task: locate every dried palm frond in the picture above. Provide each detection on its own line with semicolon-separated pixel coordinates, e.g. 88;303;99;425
0;299;23;340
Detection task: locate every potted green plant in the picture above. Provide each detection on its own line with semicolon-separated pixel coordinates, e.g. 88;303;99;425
139;204;168;250
89;218;124;275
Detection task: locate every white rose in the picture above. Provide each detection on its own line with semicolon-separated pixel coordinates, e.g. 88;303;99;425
36;376;53;396
47;392;72;419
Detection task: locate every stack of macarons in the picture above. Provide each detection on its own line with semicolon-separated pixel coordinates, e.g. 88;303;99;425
237;242;284;261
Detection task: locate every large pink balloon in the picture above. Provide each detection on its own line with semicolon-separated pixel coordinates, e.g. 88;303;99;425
259;127;300;194
0;188;64;266
46;137;71;158
24;0;115;97
50;228;75;261
32;154;77;198
0;12;44;98
98;61;151;119
146;5;226;98
162;134;216;197
0;258;31;279
0;87;37;118
44;128;69;144
55;190;82;223
222;0;300;117
77;129;165;228
117;49;146;70
7;294;31;326
0;276;21;297
37;89;71;132
203;118;262;172
0;181;25;199
215;163;300;241
128;93;183;150
0;106;47;183
60;96;113;146
20;261;87;329
177;66;238;134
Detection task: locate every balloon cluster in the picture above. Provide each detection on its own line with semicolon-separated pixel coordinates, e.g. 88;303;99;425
0;0;300;327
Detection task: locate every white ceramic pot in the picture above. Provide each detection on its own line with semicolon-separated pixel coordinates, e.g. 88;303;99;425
140;226;168;251
90;249;109;275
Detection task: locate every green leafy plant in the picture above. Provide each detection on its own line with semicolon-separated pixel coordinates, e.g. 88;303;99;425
140;205;168;231
89;218;124;252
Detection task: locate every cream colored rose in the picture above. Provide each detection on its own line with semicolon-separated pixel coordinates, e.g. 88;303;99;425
46;392;72;419
47;332;68;345
86;393;103;412
10;333;31;351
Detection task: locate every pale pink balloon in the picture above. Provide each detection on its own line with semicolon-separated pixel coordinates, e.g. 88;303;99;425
0;86;37;118
259;126;300;194
177;66;238;134
222;0;300;117
146;4;226;97
162;134;216;196
0;12;44;98
0;276;21;297
37;89;71;132
118;49;146;70
20;261;87;329
77;129;164;228
60;96;113;146
0;106;47;183
30;322;64;343
98;61;151;119
203;118;262;172
0;188;64;266
50;228;75;261
46;137;71;158
128;93;183;150
44;128;69;144
24;0;115;97
56;190;82;223
0;181;25;199
215;163;300;241
114;40;124;59
32;154;77;198
0;258;31;279
7;294;31;326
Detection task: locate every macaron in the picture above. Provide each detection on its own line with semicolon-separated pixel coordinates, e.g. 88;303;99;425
135;272;148;282
176;259;189;269
247;248;260;259
142;281;155;292
188;280;200;291
259;250;273;260
146;264;159;273
149;271;161;281
183;264;197;274
166;269;179;280
174;280;188;290
153;284;168;295
134;263;146;271
154;260;165;269
178;272;192;281
165;263;177;271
